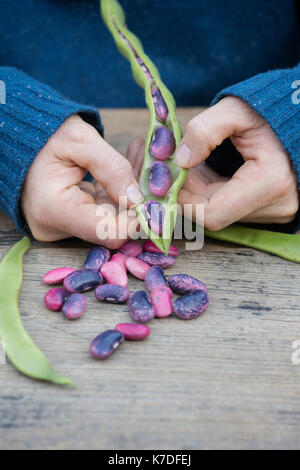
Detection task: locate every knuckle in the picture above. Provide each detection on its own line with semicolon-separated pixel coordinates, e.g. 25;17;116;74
109;156;132;181
187;116;209;142
58;118;97;146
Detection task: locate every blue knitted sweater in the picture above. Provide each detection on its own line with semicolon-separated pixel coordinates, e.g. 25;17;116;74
1;0;300;232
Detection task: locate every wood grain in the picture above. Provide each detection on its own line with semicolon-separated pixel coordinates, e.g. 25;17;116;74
0;108;300;450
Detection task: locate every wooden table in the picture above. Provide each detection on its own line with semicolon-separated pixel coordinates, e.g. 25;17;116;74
0;108;300;450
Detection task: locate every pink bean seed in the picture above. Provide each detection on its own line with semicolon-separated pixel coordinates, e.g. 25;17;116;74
44;287;66;311
150;286;173;318
119;241;143;257
125;256;150;280
143;240;179;257
100;261;128;287
42;267;76;285
115;323;151;341
111;253;127;270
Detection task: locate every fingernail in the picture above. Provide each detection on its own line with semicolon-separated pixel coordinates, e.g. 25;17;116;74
175;144;192;167
127;184;144;204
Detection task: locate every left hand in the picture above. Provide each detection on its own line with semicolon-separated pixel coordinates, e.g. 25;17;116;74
175;97;299;230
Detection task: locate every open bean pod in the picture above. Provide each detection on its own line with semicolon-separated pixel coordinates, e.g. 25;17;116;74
101;0;188;255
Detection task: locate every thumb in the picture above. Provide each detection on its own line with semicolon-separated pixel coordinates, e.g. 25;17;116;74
175;97;248;168
65;120;144;206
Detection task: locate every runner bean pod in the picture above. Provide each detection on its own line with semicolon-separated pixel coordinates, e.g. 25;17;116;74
144;266;168;292
62;293;87;320
0;238;73;386
172;291;209;320
95;284;130;304
83;246;110;271
44;287;66;311
101;0;188;255
168;274;208;295
128;290;155;323
90;330;125;359
138;252;175;268
42;267;76;285
63;269;102;293
115;323;151;341
100;261;128;287
150;286;173;318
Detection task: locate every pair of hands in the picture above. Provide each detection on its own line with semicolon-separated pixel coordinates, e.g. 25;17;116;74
21;97;299;247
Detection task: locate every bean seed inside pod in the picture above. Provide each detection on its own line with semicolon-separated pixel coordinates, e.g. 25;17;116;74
151;87;168;122
115;323;151;341
172;291;209;320
83;246;110;271
145;200;164;235
144;266;168;292
150;126;175;160
149;161;172;198
143;240;179;257
63;269;102;293
94;284;130;304
150;286;173;318
42;267;76;285
90;330;125;359
128;290;155;323
168;274;208;295
138;252;175;269
44;287;66;311
119;241;142;257
62;293;87;320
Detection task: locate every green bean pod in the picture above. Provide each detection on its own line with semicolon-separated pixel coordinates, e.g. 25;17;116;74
205;224;300;263
101;0;188;255
0;237;74;386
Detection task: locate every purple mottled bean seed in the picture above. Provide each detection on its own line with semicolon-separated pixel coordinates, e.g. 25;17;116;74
125;256;150;280
119;241;142;257
83;246;110;271
128;290;155;323
63;269;102;293
44;287;66;311
62;293;87;320
138;252;175;269
42;267;76;285
115;323;151;341
150;286;173;318
100;261;128;287
168;274;208;295
144;266;168;292
94;284;130;304
150;126;175;160
90;330;125;359
151;87;168;122
149;161;172;198
143;240;179;257
145;200;164;235
172;291;209;320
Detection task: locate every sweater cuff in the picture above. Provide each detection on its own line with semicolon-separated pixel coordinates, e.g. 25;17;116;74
0;66;103;233
212;66;300;233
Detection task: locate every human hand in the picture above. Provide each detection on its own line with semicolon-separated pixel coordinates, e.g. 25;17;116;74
175;97;299;230
21;115;144;248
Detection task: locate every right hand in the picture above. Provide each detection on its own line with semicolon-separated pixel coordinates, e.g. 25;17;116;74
21;115;145;249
